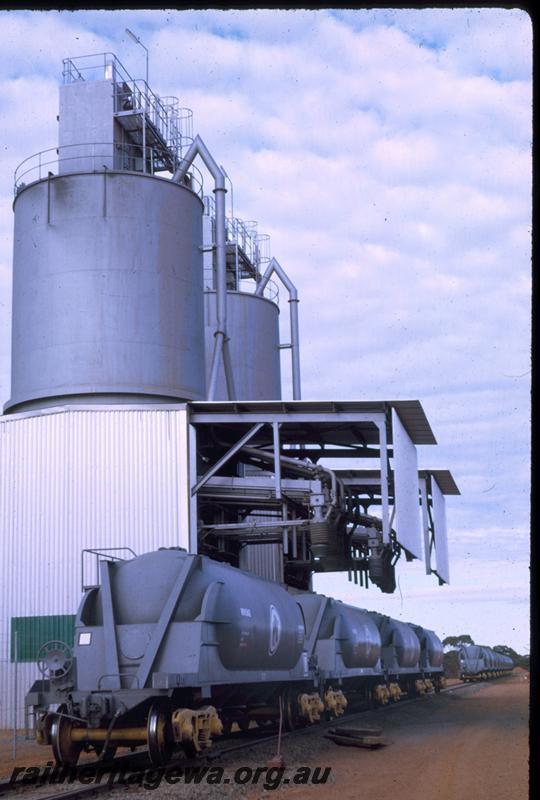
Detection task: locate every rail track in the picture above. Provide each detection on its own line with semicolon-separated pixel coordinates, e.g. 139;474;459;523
0;678;507;800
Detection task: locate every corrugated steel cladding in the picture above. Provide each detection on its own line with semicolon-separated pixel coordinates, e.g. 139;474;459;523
0;406;190;727
239;543;284;583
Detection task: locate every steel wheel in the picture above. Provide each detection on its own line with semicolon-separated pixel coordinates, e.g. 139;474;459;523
147;703;173;766
50;705;82;767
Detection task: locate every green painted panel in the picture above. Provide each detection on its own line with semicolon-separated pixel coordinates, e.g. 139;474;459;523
10;615;75;663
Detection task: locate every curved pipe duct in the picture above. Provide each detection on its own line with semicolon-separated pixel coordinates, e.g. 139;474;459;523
172;136;235;400
240;445;342;521
241;444;316;479
255;257;301;400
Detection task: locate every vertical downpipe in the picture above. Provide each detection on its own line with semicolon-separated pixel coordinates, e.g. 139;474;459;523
102;168;107;218
173;136;235;399
12;630;18;759
47;174;51;225
289;295;301;400
256;258;301;400
211;182;234;399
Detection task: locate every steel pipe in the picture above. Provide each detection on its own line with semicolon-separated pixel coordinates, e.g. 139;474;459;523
240;444;342;522
256;257;301;400
173;135;235;399
241;445;316;479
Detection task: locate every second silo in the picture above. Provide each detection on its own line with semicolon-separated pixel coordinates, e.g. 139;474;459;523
201;207;282;400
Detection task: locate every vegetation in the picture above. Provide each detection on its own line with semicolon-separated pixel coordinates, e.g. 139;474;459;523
443;649;460;678
493;645;530;671
442;634;475;648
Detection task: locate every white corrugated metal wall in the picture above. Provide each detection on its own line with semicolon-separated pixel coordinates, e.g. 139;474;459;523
0;405;190;728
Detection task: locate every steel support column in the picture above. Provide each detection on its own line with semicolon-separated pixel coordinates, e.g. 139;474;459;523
377;420;390;544
419;477;432;574
188;423;199;554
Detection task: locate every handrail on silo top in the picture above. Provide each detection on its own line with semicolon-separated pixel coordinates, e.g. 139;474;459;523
14;143;204;196
62;53;132;86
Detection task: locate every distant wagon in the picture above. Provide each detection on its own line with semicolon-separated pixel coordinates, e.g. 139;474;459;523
458;645;513;681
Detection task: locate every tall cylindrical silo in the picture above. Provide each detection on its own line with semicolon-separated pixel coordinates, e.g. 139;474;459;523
5;171;206;413
204;290;281;400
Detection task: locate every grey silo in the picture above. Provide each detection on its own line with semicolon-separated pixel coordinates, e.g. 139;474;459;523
6;54;288;412
204;290;281;401
6;58;208;413
7;172;206;413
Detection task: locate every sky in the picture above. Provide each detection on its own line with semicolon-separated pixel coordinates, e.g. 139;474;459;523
0;9;532;652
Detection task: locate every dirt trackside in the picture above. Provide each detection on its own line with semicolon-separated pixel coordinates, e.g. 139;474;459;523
263;673;529;800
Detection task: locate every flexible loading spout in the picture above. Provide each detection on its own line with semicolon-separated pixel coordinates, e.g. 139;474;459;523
172;136;235;400
255;257;301;400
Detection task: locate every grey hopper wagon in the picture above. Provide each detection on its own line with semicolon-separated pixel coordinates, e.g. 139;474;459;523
27;547;446;766
458;645;513;681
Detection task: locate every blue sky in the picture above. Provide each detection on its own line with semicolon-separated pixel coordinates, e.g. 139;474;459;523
0;9;531;651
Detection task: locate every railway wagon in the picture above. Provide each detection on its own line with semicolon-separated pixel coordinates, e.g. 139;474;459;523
458;645;513;681
26;548;445;766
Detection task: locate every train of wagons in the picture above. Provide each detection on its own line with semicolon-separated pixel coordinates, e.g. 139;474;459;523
458;645;513;682
26;548;513;766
